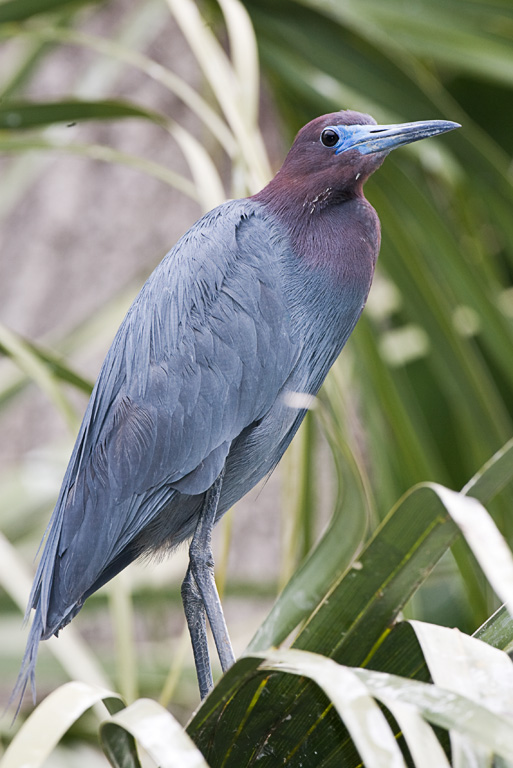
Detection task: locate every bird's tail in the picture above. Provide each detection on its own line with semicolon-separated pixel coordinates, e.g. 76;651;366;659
8;609;44;720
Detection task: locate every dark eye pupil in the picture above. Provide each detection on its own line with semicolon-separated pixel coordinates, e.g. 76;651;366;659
321;129;338;147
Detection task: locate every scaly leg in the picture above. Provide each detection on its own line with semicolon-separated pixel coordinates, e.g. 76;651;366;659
181;469;235;698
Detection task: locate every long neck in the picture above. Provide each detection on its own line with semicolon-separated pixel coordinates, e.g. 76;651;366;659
250;189;381;396
253;178;380;287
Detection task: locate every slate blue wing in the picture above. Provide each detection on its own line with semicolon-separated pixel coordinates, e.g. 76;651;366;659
26;199;300;647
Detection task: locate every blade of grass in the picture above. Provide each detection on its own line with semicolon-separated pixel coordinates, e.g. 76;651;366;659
158;623;190;708
250;404;369;652
436;486;513;618
0;97;170;130
0;24;236;156
0;0;101;25
352;664;513;762
410;620;513;766
0;137;199;198
216;444;513;763
410;620;513;712
109;574;138;705
259;649;407;768
167;0;271;191
474;605;513;654
0;330;93;395
170;122;226;210
329;0;513;86
2;682;124;768
192;648;512;766
100;698;211;768
260;648;513;763
217;0;260;126
0;323;78;433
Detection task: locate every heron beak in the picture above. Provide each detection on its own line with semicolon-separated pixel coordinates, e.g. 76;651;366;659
337;119;461;155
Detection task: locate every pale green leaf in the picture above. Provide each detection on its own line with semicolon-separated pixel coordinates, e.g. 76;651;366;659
0;322;78;432
258;649;407;768
170;122;226;211
0;0;101;25
0;136;199;199
0;24;236;157
0;98;167;130
435;485;513;618
353;666;513;763
410;621;513;767
2;682;124;768
100;698;211;768
217;0;260;125
167;0;271;190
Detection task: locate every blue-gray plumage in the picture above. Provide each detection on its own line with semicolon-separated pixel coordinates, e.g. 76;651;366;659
15;110;459;706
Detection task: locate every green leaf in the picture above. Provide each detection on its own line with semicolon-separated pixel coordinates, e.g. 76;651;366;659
249;398;370;652
0;0;101;25
190;440;513;764
464;438;513;502
408;620;513;766
257;649;408;768
260;648;451;768
0;322;79;432
363;604;513;689
0;331;93;395
0;24;236;155
474;605;513;654
301;0;513;87
191;647;513;766
100;699;211;768
0;99;168;131
292;470;513;663
254;438;513;668
292;483;457;661
1;682;125;768
0;136;199;198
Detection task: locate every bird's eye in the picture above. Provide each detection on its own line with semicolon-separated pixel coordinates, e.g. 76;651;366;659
320;128;339;148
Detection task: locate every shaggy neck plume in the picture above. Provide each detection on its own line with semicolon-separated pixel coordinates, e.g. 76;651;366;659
253;173;380;286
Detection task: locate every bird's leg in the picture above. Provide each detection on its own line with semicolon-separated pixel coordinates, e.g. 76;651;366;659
181;563;213;698
182;468;235;698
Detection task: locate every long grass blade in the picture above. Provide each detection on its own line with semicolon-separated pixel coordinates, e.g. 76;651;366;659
2;682;124;768
0;323;78;433
100;698;211;768
352;665;513;762
166;0;271;190
170;122;226;210
0;0;101;25
259;649;407;768
216;0;260;126
0;137;198;198
0;24;236;156
435;486;513;618
0;98;168;130
410;620;513;767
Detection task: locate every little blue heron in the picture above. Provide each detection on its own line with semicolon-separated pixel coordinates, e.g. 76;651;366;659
16;110;459;705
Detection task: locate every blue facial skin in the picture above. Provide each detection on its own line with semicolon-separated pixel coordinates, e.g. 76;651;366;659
324;120;460;156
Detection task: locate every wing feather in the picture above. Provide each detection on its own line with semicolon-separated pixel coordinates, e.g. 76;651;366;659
31;199;300;632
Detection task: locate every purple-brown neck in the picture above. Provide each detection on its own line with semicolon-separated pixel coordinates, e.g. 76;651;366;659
253;111;383;283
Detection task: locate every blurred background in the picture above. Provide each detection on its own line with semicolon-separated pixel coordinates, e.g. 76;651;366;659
1;0;513;760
